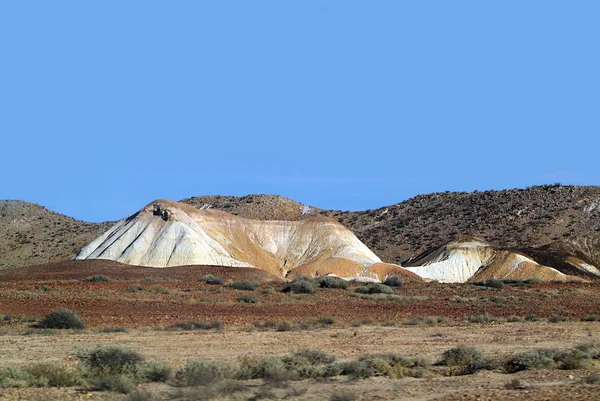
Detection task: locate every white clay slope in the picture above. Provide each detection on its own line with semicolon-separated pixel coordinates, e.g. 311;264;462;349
402;236;572;283
75;200;381;277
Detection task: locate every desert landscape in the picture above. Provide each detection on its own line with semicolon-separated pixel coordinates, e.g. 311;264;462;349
1;186;599;400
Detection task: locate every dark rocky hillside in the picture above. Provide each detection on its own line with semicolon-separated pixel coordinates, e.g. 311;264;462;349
327;185;600;264
0;201;112;269
2;185;599;271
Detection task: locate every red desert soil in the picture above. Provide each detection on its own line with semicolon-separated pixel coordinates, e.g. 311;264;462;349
0;260;599;328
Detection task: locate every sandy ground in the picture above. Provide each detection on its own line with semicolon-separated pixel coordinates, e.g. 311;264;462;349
0;322;599;400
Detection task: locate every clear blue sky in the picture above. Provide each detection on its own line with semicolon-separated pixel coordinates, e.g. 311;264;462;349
1;1;599;222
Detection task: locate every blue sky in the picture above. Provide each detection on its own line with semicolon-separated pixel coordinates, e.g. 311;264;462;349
1;1;599;222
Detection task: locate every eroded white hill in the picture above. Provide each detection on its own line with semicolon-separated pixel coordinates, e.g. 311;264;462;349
402;236;575;283
75;200;382;278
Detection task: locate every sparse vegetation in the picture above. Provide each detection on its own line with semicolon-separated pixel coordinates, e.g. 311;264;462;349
317;276;348;289
83;274;111;283
354;283;394;295
228;280;261;291
168;321;222;331
283;277;316;294
199;274;223;285
37;309;85;330
383;275;405;287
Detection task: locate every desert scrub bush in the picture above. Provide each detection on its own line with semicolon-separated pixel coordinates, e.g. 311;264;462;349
282;277;316;294
0;365;31;388
504;348;559;373
228;280;261;291
404;316;446;325
147;285;170;294
574;343;600;360
168;321;222;331
354;283;393;295
126;284;144;292
83;274;111;282
316;315;335;325
90;374;134;394
358;353;429;379
77;345;143;376
176;360;237;386
466;313;495;323
473;279;504;289
317;276;348;289
339;360;373;379
507;315;523;322
236;357;291;383
237;295;260;303
141;362;172;382
199;274;223;285
37;309;85;330
284;350;337;367
581;315;599;322
383;275;405;288
439;346;496;375
555;349;591;370
26;362;80;387
548;315;569;323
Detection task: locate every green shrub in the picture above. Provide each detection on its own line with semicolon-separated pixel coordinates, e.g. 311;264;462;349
38;309;85;330
473;279;504;289
291;350;336;365
237;295;260;303
383;275;405;288
340;361;373;379
548;315;569;323
141;362;172;382
199;274;223;285
525;315;540;322
77;346;143;375
228;280;261;291
316;316;335;325
127;284;144;292
91;374;134;394
83;274;111;282
176;360;237;386
507;315;523;322
168;321;222;331
317;277;348;289
0;365;31;388
504;349;559;373
147;285;169;294
236;357;290;381
439;346;496;375
283;278;316;294
26;363;79;387
467;314;495;323
354;283;393;295
574;343;600;359
581;315;599;322
555;349;590;370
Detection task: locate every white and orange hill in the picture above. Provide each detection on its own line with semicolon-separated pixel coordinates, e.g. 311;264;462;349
75;199;410;280
402;236;581;282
